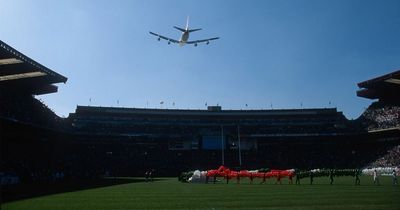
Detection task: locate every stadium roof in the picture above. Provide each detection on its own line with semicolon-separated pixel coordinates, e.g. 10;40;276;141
0;40;67;95
357;70;400;101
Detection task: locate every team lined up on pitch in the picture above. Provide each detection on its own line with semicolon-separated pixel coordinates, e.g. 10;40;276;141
179;165;398;185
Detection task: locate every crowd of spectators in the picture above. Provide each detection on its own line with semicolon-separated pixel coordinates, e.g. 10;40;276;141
0;172;20;186
0;162;65;186
360;102;400;131
368;145;400;168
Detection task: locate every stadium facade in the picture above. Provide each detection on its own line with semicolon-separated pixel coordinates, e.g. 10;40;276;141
1;41;399;183
69;106;351;150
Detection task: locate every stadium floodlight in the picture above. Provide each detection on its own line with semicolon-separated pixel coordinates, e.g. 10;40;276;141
0;58;23;65
0;71;47;81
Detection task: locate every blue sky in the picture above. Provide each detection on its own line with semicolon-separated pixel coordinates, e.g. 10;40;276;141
1;0;399;119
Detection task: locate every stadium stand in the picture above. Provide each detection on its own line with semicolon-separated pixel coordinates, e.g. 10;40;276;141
1;40;69;197
69;106;350;137
356;70;400;132
1;40;399;201
355;70;400;168
0;40;67;127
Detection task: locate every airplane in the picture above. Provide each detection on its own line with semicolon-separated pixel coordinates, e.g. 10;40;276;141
149;17;219;47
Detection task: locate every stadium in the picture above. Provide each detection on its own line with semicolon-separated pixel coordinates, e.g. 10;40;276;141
1;39;399;209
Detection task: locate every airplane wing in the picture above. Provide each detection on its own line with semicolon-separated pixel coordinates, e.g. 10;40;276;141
149;31;179;44
186;37;219;45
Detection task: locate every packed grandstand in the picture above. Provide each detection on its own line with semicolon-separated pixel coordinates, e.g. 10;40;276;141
1;40;399;198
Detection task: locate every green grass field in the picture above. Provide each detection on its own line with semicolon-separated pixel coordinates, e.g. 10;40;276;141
2;176;399;210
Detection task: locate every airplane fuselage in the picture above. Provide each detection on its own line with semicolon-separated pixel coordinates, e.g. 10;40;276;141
179;31;189;46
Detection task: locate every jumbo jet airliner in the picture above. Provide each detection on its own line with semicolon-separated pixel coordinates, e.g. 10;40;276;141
149;17;219;47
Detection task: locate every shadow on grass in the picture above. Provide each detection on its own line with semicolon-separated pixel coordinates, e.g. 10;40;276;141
1;177;166;203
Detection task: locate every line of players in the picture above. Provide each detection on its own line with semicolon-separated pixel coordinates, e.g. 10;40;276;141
204;168;397;186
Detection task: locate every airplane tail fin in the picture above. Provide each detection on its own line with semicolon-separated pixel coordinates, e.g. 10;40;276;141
185;16;201;32
186;16;189;30
174;16;201;32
